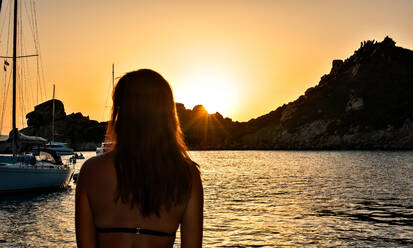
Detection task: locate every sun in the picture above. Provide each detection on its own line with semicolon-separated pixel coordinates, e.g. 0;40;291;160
175;68;239;116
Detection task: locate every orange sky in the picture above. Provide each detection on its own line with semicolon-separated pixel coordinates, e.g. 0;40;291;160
1;0;413;133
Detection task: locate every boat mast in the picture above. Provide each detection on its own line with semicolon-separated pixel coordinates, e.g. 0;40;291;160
112;63;114;88
12;0;18;155
52;84;55;142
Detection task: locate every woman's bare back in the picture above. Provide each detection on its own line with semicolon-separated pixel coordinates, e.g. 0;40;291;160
76;151;202;248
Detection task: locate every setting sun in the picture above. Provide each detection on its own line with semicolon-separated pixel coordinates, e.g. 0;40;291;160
175;67;239;116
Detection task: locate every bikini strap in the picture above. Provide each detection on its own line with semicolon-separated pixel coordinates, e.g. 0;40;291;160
96;227;175;237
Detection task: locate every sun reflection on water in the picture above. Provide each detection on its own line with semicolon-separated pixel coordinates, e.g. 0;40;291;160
0;151;412;247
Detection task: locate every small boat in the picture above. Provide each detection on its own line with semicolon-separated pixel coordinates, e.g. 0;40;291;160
72;172;79;183
33;141;75;156
96;142;112;155
31;85;75;156
69;152;84;165
74;152;84;159
96;64;115;156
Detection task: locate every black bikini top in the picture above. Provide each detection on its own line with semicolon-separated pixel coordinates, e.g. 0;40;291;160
96;226;175;237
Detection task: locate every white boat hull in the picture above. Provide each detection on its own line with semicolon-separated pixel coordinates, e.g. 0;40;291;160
0;166;74;193
96;147;104;155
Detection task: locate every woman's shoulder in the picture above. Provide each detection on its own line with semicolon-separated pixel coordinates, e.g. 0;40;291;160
78;151;115;185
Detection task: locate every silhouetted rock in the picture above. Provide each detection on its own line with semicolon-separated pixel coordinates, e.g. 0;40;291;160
26;99;66;127
235;36;413;149
20;100;106;151
330;59;344;74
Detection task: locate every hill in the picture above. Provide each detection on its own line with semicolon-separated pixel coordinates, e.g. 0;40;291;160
232;36;413;149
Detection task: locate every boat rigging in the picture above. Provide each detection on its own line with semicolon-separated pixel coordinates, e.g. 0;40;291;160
0;0;74;194
0;0;47;138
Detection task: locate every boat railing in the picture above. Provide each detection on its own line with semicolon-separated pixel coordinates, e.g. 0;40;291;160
4;161;72;170
2;154;76;170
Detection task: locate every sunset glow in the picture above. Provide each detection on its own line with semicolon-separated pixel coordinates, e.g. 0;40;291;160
175;66;240;115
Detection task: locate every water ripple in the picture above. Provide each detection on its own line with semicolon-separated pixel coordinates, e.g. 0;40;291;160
1;151;413;247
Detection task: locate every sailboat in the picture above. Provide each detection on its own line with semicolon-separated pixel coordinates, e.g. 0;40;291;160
0;0;74;193
96;64;115;155
32;85;75;156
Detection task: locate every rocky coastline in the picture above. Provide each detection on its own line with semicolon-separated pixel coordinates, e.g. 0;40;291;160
1;36;412;151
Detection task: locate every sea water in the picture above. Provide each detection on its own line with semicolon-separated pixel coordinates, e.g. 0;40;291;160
0;151;412;247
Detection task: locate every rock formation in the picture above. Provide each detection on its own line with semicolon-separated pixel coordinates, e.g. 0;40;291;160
20;101;106;151
232;36;413;149
25;100;66;127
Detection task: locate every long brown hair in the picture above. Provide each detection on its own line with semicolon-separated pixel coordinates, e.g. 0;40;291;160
106;69;198;216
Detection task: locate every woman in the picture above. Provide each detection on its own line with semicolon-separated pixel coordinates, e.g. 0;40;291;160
75;69;203;248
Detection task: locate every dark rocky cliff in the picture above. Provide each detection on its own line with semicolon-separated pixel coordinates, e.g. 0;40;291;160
233;37;413;149
10;37;413;150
